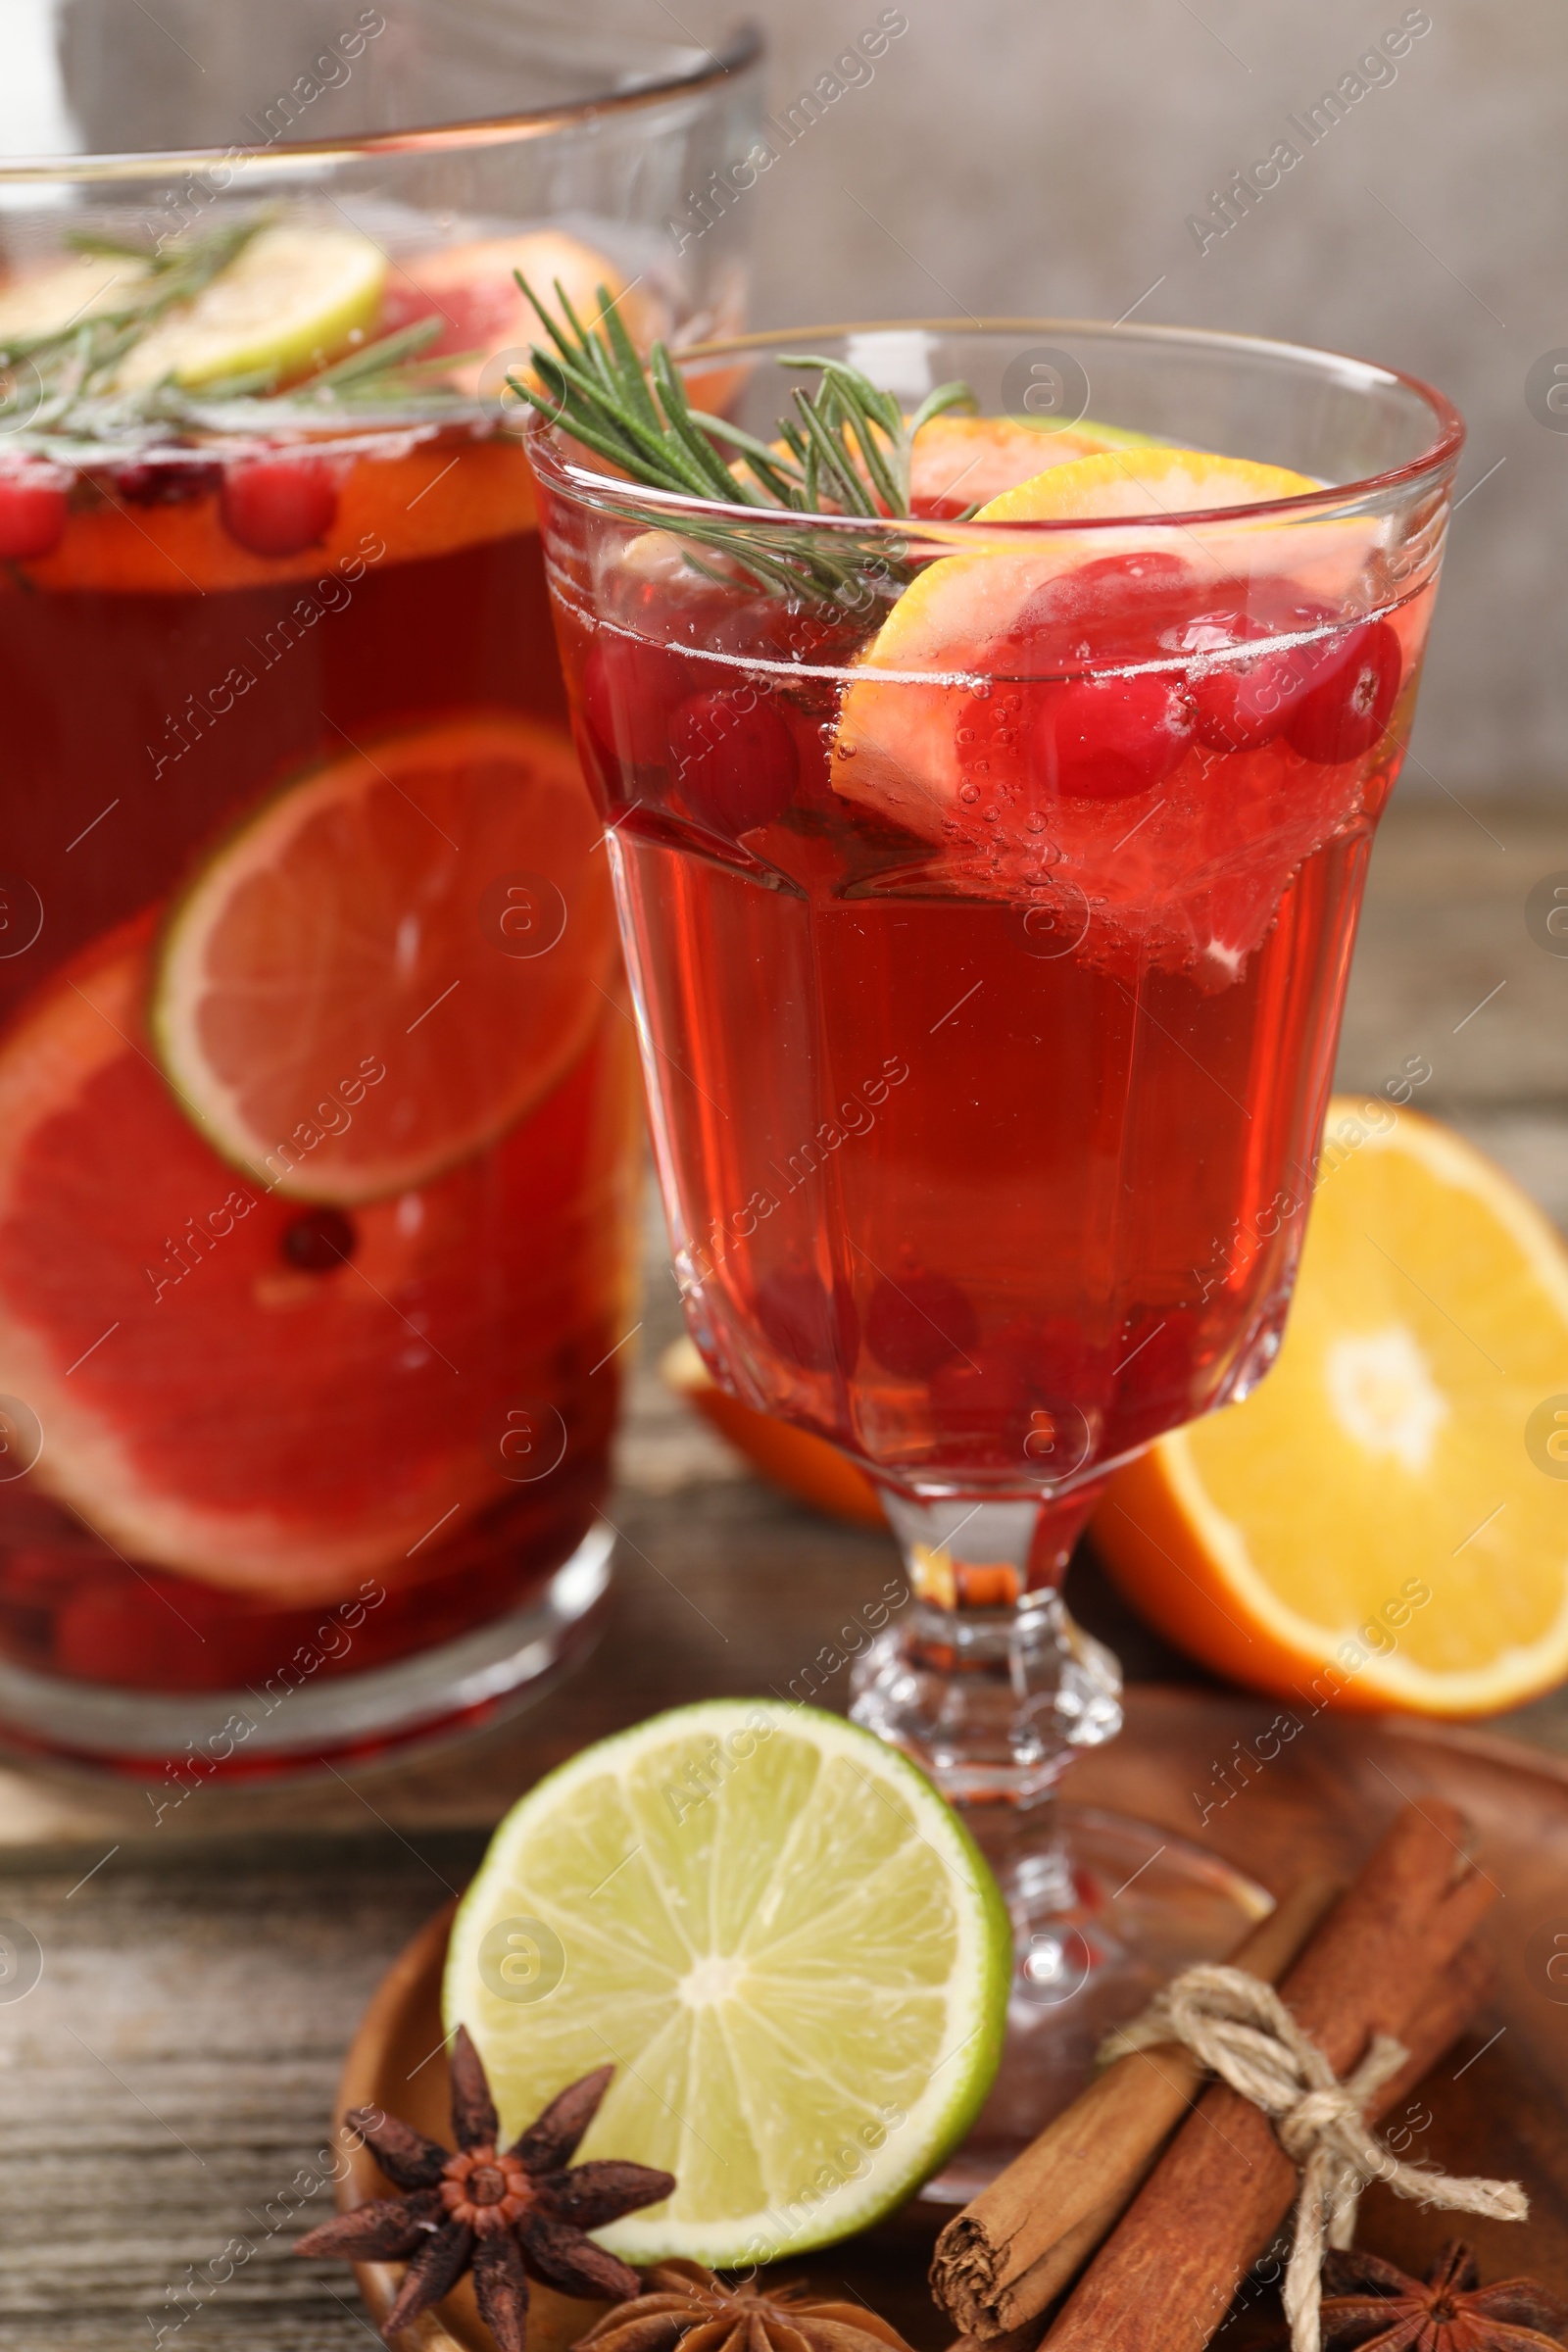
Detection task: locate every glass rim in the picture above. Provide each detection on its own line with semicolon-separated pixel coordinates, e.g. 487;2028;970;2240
527;314;1466;536
0;18;762;184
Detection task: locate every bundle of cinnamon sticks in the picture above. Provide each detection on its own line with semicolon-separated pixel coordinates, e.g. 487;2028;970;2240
931;1801;1497;2352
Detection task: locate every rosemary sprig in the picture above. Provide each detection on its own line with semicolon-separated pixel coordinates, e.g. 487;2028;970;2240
0;220;479;460
0;220;261;444
508;276;976;605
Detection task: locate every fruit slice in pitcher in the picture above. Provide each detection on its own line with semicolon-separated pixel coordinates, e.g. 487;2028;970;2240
0;921;628;1595
114;223;387;389
380;229;664;399
153;713;614;1201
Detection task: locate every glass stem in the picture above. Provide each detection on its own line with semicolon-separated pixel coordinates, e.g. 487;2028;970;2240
848;1489;1123;1835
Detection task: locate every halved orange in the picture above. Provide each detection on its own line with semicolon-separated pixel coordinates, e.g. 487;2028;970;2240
661;1337;886;1526
1094;1102;1568;1716
152;714;615;1201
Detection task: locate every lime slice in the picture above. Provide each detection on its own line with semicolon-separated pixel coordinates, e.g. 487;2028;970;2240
115;223;386;390
444;1700;1010;2265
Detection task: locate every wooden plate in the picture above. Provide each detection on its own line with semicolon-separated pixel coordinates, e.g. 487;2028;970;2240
334;1688;1568;2350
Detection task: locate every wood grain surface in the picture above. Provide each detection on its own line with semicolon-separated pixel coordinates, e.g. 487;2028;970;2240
1;801;1565;2349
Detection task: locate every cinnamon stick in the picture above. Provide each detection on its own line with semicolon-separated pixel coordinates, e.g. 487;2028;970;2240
1044;1801;1496;2352
932;1876;1342;2338
943;2317;1054;2352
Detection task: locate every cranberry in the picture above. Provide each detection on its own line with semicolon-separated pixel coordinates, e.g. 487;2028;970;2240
1011;552;1199;662
754;1268;858;1373
668;690;799;834
865;1266;978;1379
115;460;223;508
220;455;338;557
1181;610;1294;753
582;632;691;768
1286;619;1402;764
930;1315;1096;1465
0;466;68;561
1190;658;1288;753
281;1207;355;1273
1029;670;1196;802
1169;588;1329;755
1111;1307;1201;1447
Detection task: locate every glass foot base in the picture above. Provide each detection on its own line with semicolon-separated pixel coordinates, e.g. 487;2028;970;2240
918;1804;1272;2207
0;1523;613;1780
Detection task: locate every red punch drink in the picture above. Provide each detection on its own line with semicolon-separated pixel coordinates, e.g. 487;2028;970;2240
550;434;1437;1500
0;19;763;1774
0;418;635;1716
531;318;1459;2135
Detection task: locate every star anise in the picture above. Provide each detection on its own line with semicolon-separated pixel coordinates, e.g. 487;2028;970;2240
295;2031;674;2349
575;2259;912;2352
1296;2241;1568;2351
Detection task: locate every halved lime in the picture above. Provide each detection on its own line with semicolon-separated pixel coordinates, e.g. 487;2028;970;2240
115;223;386;390
443;1700;1010;2265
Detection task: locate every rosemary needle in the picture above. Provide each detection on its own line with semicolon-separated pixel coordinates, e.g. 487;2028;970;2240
508;276;976;606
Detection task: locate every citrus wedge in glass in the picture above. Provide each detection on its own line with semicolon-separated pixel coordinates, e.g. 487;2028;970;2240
444;1700;1010;2264
833;445;1330;845
830;443;1402;977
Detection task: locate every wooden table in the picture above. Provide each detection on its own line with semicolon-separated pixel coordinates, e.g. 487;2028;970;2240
2;799;1565;2350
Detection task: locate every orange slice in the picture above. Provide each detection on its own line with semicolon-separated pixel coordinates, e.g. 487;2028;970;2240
1094;1101;1568;1716
661;1337;886;1525
834;446;1331;844
979;445;1321;522
152;714;615;1202
12;436;540;600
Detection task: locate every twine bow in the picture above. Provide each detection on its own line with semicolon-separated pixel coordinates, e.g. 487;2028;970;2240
1101;1962;1528;2352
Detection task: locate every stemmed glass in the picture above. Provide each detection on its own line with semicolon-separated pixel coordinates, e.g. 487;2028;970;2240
529;321;1461;2167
